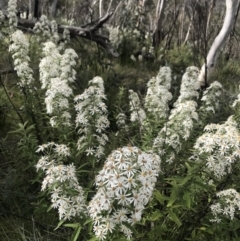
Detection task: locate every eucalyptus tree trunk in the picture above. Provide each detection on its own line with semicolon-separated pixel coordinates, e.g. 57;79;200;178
28;0;41;18
50;0;58;18
153;0;166;46
198;0;239;86
179;1;186;44
99;0;103;17
183;16;193;45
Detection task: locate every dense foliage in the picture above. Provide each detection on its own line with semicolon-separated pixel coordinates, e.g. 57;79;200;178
1;0;240;241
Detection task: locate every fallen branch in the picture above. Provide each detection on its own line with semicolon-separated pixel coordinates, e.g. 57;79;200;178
16;11;119;57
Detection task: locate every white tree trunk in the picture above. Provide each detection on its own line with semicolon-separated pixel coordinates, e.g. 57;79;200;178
99;0;103;18
183;18;193;45
179;2;186;43
198;0;239;86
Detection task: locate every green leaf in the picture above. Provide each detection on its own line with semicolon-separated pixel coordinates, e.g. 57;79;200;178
185;162;192;171
47;205;53;212
54;220;65;230
183;191;191;209
171;205;183;209
77;162;89;170
64;223;80;228
72;225;82;241
84;218;93;225
179;175;191;186
168;210;182;227
114;239;130;241
193;180;211;192
149;210;162;221
167;186;178;207
77;170;91;173
154;190;169;205
198;226;213;234
136;232;146;238
114;238;131;241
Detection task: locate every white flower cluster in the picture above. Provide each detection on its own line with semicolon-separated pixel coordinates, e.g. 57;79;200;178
88;146;161;240
62;28;70;43
8;0;17;29
116;112;128;130
39;41;77;127
174;66;200;105
129;90;146;125
33;15;51;40
33;15;59;44
193;116;240;179
169;101;198;141
50;20;59;43
107;24;141;49
200;81;223;114
210;189;240;223
107;25;123;49
153;67;199;162
39;42;60;89
145;66;172;119
36;142;87;220
74;77;109;159
9;30;34;88
153;101;198;160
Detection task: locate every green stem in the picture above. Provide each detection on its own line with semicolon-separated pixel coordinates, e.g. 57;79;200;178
0;74;24;124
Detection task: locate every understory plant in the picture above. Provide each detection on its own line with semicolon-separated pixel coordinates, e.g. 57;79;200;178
2;2;240;241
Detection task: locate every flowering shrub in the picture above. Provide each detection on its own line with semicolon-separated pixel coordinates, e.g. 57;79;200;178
8;0;17;29
144;66;172;120
200;81;223;114
33;15;60;44
4;4;240;241
74;76;109;160
129;89;146;125
193;116;240;179
36;143;87;220
153;67;199;161
9;30;34;88
88;146;160;239
211;189;240;223
39;41;77;127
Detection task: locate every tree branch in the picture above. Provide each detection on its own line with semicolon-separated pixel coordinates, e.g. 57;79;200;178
17;11;119;57
198;0;239;86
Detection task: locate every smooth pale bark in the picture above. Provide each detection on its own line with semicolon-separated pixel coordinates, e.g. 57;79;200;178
99;0;103;17
198;0;239;86
179;2;186;44
153;0;166;46
50;0;58;18
183;17;193;45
